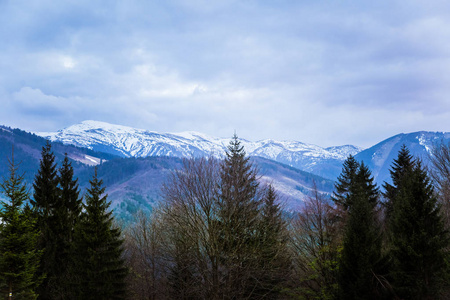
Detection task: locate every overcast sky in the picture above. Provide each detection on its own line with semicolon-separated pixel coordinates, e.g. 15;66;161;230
1;0;450;148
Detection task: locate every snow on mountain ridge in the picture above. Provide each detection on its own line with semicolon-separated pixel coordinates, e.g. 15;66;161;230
36;121;362;177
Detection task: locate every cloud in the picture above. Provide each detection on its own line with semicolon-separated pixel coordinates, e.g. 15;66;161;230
1;0;450;147
0;87;80;132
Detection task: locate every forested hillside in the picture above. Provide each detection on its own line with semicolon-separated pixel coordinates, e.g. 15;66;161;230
1;131;450;299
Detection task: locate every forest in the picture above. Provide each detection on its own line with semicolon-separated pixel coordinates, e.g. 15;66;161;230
1;135;450;300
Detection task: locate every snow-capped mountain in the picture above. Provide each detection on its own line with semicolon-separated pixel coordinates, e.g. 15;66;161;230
6;121;450;218
0;125;334;217
356;131;450;186
37;120;362;180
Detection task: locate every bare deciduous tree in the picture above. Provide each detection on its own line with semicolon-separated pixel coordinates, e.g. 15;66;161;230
124;209;169;300
290;183;342;299
161;157;222;299
159;137;292;299
430;141;450;228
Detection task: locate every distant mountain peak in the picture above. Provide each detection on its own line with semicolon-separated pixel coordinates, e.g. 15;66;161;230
36;120;362;179
67;120;151;134
355;130;450;186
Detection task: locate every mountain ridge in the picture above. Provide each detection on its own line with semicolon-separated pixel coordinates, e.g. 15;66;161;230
29;120;450;184
0;125;335;220
37;120;362;180
2;121;450;220
355;131;450;186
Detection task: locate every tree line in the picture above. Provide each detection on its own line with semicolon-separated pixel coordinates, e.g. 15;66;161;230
0;142;126;299
1;137;450;299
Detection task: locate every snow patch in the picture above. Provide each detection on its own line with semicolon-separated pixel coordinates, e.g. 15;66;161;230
36;120;363;172
417;133;432;153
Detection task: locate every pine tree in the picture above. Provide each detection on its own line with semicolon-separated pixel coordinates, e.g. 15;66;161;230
256;184;291;298
332;155;360;210
0;153;42;299
384;146;449;299
71;168;127;300
58;154;82;243
31;141;60;300
50;154;82;298
217;134;262;299
32;141;59;222
383;145;415;218
338;162;383;299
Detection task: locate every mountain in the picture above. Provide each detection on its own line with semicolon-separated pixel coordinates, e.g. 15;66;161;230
4;121;450;221
82;156;335;222
0;125;335;222
356;131;450;186
0;125;115;184
38;120;361;180
75;156;185;222
252;156;334;209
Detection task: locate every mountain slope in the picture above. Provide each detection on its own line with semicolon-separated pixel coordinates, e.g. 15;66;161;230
6;121;449;220
252;156;334;210
81;156;335;222
38;120;361;180
0;124;334;221
0;125;116;184
355;131;450;186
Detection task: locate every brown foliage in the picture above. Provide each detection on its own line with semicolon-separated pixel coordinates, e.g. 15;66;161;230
289;183;343;299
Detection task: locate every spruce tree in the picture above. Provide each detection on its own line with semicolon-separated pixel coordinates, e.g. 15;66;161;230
384;146;449;299
31;141;60;300
257;184;291;298
332;155;360;209
71;168;127;300
50;154;82;298
58;154;82;243
0;153;42;299
32;141;59;222
383;145;415;218
338;162;382;299
217;134;262;298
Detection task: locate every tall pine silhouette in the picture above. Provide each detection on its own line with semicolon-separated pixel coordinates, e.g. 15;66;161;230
338;162;383;299
58;154;82;245
217;134;262;298
0;152;42;299
71;168;127;300
384;145;449;298
257;184;291;298
52;154;82;298
31;141;59;300
332;155;359;210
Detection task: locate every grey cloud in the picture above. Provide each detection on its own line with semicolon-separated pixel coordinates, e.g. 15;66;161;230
1;0;450;147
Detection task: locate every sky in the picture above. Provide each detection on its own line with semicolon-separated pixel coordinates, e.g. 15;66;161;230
1;0;450;148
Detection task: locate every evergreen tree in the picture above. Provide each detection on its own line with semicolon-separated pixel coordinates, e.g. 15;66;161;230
0;153;42;299
383;145;415;218
256;184;291;299
338;162;383;299
32;141;59;222
58;154;82;243
384;146;449;299
332;155;360;210
71;168;127;300
31;141;60;300
217;134;262;299
50;154;82;299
